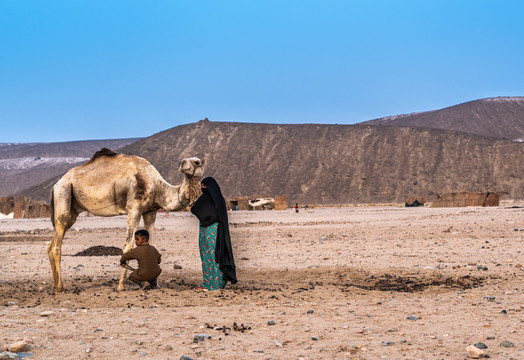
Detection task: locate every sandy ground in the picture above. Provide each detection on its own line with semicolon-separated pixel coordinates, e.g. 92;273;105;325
0;205;523;360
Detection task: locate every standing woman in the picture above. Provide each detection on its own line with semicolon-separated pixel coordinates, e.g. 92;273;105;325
190;177;237;290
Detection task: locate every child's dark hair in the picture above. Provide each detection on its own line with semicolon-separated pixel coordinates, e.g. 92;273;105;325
134;229;149;241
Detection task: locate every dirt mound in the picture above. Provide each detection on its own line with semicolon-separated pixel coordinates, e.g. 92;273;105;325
73;245;123;256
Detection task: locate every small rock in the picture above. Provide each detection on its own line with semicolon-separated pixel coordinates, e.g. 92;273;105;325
499;340;514;348
164;345;173;351
311;336;319;341
139;352;147;356
173;264;183;270
7;341;31;353
267;320;276;325
0;351;20;360
382;341;393;346
179;356;195;360
306;310;314;314
39;311;54;317
193;334;211;342
466;344;486;358
274;340;283;348
407;316;418;320
483;296;495;302
474;342;488;349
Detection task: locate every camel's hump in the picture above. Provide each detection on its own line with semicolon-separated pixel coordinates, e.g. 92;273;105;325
85;148;119;165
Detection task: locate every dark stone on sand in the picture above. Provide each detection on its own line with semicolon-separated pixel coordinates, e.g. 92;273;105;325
193;334;211;342
180;356;195;360
474;342;488;349
267;320;276;325
407;316;418;320
499;340;514;348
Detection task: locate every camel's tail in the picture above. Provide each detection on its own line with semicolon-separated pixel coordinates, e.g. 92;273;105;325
50;188;55;229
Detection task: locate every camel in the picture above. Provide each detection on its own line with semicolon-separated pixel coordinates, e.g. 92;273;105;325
48;148;205;292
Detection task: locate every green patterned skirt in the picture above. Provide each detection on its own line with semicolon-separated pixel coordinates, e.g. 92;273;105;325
199;222;226;290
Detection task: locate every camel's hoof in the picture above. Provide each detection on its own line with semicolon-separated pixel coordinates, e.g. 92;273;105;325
116;286;125;292
55;287;64;293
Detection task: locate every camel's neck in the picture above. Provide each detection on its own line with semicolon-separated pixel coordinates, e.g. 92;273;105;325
157;175;202;211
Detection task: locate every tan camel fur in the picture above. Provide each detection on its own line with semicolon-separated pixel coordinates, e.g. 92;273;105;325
49;148;205;292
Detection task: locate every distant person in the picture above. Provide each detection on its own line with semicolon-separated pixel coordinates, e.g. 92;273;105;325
295;203;299;213
190;177;237;290
120;229;162;290
305;205;309;213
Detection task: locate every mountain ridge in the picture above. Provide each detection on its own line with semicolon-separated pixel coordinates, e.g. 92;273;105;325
6;97;524;204
362;97;524;141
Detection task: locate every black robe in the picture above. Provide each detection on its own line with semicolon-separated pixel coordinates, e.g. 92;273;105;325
191;177;237;284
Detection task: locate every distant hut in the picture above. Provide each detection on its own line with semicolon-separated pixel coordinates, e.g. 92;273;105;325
274;195;287;210
227;196;250;210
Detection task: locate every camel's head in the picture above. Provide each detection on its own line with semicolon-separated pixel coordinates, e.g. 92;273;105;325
179;157;206;179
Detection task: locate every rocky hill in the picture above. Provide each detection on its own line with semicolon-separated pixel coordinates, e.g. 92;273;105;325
361;97;524;141
23;120;523;205
0;139;140;197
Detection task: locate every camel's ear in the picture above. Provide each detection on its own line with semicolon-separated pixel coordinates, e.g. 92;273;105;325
201;158;206;167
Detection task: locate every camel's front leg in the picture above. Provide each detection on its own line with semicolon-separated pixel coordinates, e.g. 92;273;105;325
117;211;141;292
142;211;157;244
48;223;66;292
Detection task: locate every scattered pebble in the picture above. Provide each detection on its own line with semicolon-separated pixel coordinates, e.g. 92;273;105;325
499;340;514;348
39;311;54;317
407;316;418;320
311;336;319;341
274;340;283;348
466;344;486;358
7;340;31;353
193;334;211;343
0;351;20;360
474;343;488;349
267;320;276;325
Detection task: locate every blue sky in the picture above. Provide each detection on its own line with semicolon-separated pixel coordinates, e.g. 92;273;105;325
1;1;523;142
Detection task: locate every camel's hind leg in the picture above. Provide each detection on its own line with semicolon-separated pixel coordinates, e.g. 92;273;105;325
48;210;78;292
117;210;142;291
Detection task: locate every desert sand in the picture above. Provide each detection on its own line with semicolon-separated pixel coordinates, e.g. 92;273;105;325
0;205;523;359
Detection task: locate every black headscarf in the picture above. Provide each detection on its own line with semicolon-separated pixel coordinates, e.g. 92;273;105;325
201;177;237;284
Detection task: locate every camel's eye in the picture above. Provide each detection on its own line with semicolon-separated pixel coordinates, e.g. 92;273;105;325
194;160;200;166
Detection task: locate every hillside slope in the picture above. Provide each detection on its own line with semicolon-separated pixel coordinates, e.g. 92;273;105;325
101;120;522;205
362;97;524;141
0;139;140;197
22;121;523;204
